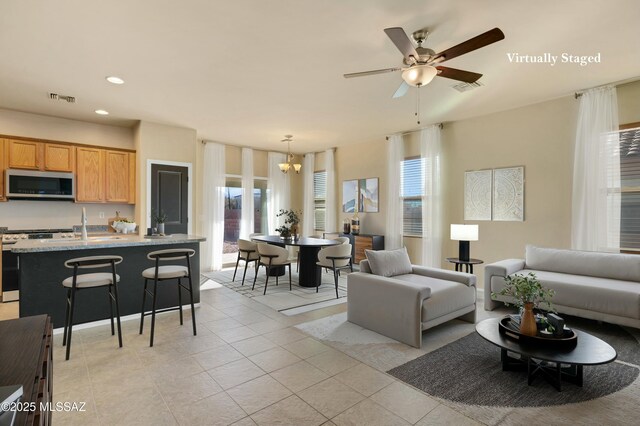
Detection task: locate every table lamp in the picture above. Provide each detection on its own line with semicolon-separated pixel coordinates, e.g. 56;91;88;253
451;224;479;262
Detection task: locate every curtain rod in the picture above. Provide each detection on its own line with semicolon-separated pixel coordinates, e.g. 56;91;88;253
574;75;640;99
385;123;444;140
201;139;331;156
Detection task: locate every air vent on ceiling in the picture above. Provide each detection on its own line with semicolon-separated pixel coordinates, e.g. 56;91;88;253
451;81;484;93
48;93;76;103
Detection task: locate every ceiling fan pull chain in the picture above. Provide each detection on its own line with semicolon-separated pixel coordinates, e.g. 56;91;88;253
416;84;421;125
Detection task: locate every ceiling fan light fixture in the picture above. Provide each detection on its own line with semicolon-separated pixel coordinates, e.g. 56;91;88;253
402;64;437;87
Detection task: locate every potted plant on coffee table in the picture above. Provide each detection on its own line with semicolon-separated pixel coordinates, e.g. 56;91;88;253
492;272;555;336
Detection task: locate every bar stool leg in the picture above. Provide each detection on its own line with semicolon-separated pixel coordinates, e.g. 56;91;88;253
140;278;148;334
65;285;77;361
150;278;158;347
108;287;115;336
186;255;197;336
112;283;123;348
289;264;292;291
178;278;184;325
63;288;71;346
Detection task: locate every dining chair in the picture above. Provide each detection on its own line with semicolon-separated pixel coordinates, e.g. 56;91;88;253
253;243;292;295
316;243;352;298
334;237;353;272
232;239;260;285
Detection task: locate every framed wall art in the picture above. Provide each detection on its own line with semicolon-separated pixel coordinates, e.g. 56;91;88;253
493;166;524;221
358;177;379;213
342;180;358;213
464;170;492;221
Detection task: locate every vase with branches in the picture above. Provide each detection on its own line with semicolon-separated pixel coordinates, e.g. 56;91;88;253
492;272;555;336
275;209;301;239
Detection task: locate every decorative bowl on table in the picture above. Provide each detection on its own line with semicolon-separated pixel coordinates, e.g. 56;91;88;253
111;221;137;234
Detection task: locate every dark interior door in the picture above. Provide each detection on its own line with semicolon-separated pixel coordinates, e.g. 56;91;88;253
151;164;189;234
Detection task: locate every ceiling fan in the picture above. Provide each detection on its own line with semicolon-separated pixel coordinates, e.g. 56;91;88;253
344;27;505;98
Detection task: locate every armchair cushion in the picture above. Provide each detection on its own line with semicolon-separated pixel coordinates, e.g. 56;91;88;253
365;247;412;277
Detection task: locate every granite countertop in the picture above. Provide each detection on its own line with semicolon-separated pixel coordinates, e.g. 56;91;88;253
11;234;205;253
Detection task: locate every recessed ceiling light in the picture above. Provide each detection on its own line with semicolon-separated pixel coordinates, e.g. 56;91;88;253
95;109;109;115
105;76;124;85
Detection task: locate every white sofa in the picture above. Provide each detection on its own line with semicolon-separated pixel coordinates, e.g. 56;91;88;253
348;259;476;348
485;245;640;329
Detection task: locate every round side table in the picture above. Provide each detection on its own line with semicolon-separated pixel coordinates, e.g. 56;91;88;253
446;257;483;274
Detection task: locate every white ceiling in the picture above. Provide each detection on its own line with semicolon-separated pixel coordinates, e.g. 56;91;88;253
0;0;639;152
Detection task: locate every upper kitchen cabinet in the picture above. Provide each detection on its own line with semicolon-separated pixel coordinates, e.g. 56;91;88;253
105;150;129;203
128;152;136;204
76;147;104;202
0;139;5;201
44;143;74;172
6;139;42;170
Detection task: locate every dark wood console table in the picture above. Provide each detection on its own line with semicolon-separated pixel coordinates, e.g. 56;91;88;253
0;315;53;425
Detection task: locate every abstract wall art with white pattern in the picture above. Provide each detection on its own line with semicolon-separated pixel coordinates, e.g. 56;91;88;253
464;170;492;221
493;166;524;221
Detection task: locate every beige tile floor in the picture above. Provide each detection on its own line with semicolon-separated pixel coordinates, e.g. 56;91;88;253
7;277;638;425
1;281;481;426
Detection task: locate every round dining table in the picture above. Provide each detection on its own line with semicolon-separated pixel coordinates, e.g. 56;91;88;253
251;235;340;288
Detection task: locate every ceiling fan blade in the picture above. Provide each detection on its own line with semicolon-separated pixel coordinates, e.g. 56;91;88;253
384;27;419;61
431;28;505;63
435;66;482;83
392;81;410;98
343;67;401;78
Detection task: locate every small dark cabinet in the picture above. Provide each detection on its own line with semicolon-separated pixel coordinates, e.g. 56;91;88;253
324;233;385;264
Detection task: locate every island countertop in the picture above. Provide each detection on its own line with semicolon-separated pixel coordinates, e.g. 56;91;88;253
11;234;206;253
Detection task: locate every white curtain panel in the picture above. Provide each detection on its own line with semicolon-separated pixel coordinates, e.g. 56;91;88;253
385;134;404;250
267;152;290;234
325;148;337;233
571;85;620;252
421;125;442;267
240;147;254;239
202;142;226;271
302;153;315;236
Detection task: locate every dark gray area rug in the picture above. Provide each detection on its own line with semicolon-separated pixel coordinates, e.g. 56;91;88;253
388;318;640;408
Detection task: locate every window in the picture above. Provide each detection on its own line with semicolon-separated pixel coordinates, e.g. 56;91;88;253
401;157;424;236
314;171;327;231
223;177;242;259
223;176;268;264
620;125;640;250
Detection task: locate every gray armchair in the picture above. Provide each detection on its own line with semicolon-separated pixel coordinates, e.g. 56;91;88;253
347;260;476;348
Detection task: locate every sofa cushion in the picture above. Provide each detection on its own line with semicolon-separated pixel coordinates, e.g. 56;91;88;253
365;247;413;277
393;273;476;322
491;269;640;319
525;245;640;282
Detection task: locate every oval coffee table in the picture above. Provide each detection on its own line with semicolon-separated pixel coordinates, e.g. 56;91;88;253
476;317;617;391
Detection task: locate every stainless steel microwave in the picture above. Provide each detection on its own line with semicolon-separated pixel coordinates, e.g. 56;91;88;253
5;169;75;200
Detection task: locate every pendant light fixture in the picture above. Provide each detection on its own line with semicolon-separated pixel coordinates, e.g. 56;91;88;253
278;135;302;174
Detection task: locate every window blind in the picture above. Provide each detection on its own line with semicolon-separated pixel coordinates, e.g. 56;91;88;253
314;171;327;231
620;127;640;249
401;158;424;236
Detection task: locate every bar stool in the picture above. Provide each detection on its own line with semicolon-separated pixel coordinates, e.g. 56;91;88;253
62;255;123;361
139;248;196;347
232;239;260;286
316;244;352;298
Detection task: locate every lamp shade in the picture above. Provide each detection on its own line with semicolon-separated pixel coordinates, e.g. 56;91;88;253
450;224;478;241
402;65;437;87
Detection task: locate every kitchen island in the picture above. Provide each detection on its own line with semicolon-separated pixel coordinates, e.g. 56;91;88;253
12;234;205;328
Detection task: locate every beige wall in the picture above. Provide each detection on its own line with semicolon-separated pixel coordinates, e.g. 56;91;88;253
330;80;640;284
134;121;198;234
0;108;134;229
0;108;133;149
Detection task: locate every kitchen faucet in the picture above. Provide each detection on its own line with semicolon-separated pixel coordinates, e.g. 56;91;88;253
81;207;88;241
